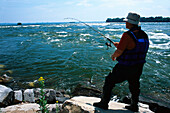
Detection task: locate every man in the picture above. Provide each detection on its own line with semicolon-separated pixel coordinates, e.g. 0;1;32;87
93;12;149;112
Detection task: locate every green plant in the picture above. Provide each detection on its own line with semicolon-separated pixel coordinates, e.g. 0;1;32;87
56;101;59;113
38;77;49;113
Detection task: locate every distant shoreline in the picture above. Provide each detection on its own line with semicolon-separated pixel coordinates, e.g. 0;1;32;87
106;16;170;22
0;20;170;25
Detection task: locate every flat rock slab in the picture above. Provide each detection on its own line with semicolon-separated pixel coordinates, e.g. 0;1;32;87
0;103;61;113
0;103;40;113
61;96;154;113
0;96;154;113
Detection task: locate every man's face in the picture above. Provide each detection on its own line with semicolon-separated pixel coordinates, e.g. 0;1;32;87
126;22;130;29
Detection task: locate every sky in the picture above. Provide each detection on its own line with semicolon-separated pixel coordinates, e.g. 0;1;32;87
0;0;170;23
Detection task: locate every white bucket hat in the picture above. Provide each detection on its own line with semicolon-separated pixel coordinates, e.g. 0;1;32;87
123;12;140;25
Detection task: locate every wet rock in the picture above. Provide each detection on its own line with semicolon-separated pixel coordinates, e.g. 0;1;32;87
56;97;70;103
33;88;41;103
17;22;22;25
0;64;6;69
14;90;23;104
148;103;170;113
56;91;70;103
72;84;102;97
34;88;56;104
0;85;14;107
120;96;170;113
0;74;13;84
56;91;64;97
24;89;35;103
119;96;131;104
44;89;56;104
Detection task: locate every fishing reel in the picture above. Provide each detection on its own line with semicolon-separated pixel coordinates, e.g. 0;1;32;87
105;41;112;50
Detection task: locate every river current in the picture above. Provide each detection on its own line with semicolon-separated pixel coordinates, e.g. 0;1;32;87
0;22;169;107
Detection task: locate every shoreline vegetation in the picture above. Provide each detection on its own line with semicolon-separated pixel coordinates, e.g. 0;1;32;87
106;16;170;22
0;16;170;25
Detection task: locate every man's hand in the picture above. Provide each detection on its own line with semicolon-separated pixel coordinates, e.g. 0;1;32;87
114;42;119;47
111;49;123;61
111;55;116;61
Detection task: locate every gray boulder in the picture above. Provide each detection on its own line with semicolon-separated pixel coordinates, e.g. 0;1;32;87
44;89;56;104
24;89;35;103
34;88;56;104
33;88;41;102
0;85;14;107
14;90;23;104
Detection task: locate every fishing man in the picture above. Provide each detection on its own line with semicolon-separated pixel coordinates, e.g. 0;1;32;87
93;12;149;112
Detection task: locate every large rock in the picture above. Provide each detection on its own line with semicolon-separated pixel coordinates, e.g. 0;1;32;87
60;96;154;113
0;103;39;113
72;85;102;97
14;90;23;104
0;85;14;107
24;89;35;103
44;89;56;104
0;103;62;113
34;88;56;104
0;74;13;84
121;96;170;112
56;91;70;103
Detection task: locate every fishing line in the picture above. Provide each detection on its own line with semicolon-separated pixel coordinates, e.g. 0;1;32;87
64;17;115;49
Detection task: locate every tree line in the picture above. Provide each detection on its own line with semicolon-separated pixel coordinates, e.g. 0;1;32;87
106;16;170;22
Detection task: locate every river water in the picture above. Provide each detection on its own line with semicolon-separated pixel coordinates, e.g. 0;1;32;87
0;22;169;107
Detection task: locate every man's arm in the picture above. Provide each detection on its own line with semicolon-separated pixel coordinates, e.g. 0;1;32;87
111;32;131;61
111;49;123;61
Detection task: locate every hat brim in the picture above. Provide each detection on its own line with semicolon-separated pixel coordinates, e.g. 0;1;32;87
123;18;139;25
123;18;128;22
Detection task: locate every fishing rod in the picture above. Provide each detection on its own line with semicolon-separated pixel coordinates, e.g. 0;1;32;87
64;17;115;49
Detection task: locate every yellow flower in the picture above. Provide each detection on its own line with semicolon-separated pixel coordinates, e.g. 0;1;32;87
38;77;44;81
56;101;58;103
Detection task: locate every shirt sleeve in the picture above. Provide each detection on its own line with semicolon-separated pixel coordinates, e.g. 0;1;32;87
117;33;130;51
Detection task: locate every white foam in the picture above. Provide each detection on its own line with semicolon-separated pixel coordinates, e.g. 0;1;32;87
155;29;163;32
45;25;67;27
148;32;170;39
58;35;68;37
109;23;125;26
149;41;170;49
0;26;19;28
80;33;92;36
23;25;40;27
80;38;86;41
156;60;161;64
83;23;110;26
73;52;77;54
50;39;60;42
56;31;67;34
98;46;104;48
105;28;126;32
148;50;169;57
113;34;122;38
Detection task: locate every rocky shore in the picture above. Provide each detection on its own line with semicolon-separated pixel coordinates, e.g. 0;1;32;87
1;84;170;113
